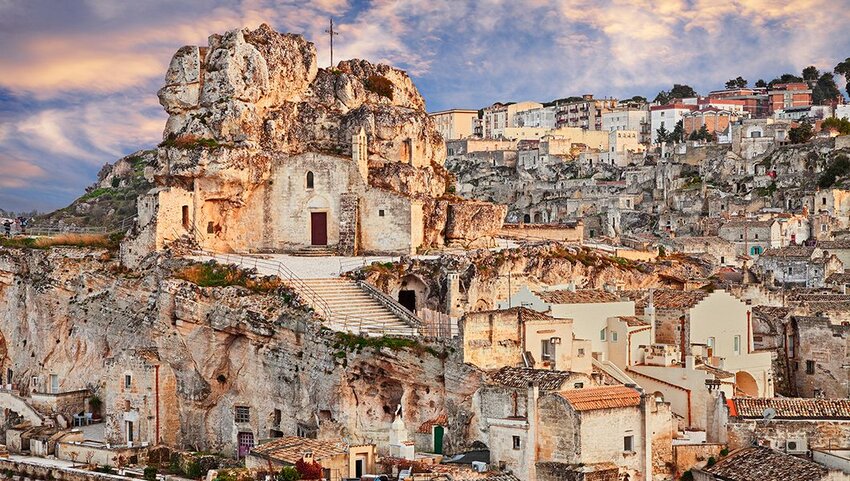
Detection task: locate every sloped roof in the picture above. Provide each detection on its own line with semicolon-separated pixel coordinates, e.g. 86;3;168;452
730;398;850;419
826;272;850;284
560;386;640;411
250;436;350;464
651;289;709;309
759;246;816;259
819;240;850;249
614;316;649;327
537;289;622;304
472;306;554;322
489;367;574;391
700;447;826;481
751;305;792;322
417;413;448;434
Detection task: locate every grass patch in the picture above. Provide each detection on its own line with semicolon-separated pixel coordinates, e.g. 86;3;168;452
333;332;445;358
174;261;285;294
0;234;119;250
80;188;114;201
365;74;394;100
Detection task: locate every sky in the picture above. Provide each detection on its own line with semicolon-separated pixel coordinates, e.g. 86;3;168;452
1;0;850;213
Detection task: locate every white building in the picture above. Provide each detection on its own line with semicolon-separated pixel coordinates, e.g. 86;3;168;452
650;104;696;144
514;106;557;129
482;101;543;139
602;108;650;143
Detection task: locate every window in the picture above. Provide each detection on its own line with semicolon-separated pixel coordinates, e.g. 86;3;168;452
577;348;585;357
600;329;607;341
750;246;762;255
235;405;250;423
787;267;793;275
733;335;741;355
806;360;815;375
181;205;189;229
822;224;828;232
541;339;553;361
379;209;385;217
124;374;132;389
273;409;282;426
611;331;618;342
823;197;827;206
207;222;214;234
512;436;521;450
740;234;744;240
707;337;716;353
720;256;726;264
754;233;759;240
574;382;584;389
624;435;634;452
306;171;314;189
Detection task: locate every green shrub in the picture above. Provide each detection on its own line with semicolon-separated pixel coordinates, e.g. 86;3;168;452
365;75;394;100
720;447;729;456
144;466;158;481
277;466;301;481
95;465;115;475
681;470;694;481
818;154;850;188
185;461;202;479
706;456;717;467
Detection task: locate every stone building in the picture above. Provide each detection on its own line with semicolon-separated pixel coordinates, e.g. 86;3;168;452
429;109;478;141
245;436;376;481
102;349;179;448
729;118;792;160
786;315;850;398
693;446;833;481
461;307;591;373
755;246;843;288
718;218;781;257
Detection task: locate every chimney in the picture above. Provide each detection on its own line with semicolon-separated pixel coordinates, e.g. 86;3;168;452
645;289;656;343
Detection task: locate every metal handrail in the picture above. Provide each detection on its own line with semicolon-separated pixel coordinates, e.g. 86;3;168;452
357;280;422;329
169;223;417;337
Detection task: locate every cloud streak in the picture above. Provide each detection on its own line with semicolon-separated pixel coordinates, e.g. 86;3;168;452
1;0;849;213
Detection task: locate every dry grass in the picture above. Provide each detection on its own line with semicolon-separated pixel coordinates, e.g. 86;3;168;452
1;233;119;250
174;261;284;294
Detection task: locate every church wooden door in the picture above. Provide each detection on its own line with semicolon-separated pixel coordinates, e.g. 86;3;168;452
311;212;328;245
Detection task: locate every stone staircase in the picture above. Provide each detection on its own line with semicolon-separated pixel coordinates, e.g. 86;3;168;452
300;278;419;336
292;246;337;257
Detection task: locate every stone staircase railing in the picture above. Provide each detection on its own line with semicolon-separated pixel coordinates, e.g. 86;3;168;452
356;280;422;330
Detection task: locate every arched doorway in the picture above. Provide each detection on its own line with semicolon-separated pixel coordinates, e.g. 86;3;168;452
735;371;759;397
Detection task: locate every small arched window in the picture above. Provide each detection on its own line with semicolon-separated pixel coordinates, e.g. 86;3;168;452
306;171;314;189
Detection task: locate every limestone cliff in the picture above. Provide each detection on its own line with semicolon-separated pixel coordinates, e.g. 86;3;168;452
154;24;447;198
0;248;481;454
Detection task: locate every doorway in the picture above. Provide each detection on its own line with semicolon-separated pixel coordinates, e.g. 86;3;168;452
433;425;444;454
398;290;416;313
237;432;255;459
355;458;364;478
310;212;328;246
125;421;134;444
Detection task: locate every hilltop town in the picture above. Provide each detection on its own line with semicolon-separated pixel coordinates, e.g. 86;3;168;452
2;24;850;481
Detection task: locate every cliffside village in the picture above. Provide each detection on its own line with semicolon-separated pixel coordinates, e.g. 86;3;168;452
3;25;850;481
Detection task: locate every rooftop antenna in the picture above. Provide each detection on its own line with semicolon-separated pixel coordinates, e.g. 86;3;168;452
325;18;339;69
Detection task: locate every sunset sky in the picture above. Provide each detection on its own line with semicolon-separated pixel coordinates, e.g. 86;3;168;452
1;0;849;213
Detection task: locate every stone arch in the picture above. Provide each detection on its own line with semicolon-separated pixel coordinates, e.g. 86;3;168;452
735;371;759;397
306;194;330;210
473;298;492;312
653;391;664;402
306;171;314;189
533;212;542;223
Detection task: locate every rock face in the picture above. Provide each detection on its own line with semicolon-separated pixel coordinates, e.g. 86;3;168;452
0;249;481;455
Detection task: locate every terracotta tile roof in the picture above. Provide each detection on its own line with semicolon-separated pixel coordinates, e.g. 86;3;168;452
615;316;649;327
560;385;640;411
819;240;850;249
700;447;827;481
790;293;850;302
536;289;622;304
751;305;792;322
827;272;850;284
489;367;574;391
250;436;350;464
472;306;554;322
417;413;447;434
759;246;816;259
650;288;709;309
731;398;850;419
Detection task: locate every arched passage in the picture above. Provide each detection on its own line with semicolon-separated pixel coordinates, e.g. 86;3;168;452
397;275;429;314
735;371;759;397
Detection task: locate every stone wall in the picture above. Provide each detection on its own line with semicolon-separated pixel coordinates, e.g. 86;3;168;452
0;458;135;481
29;390;89;423
672;444;724;478
338;193;359;256
792;316;850;398
727;419;850;451
536;462;619;481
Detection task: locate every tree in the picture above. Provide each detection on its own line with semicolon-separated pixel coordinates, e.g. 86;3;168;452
725;76;748;89
755;79;767;88
835;57;850;97
802;65;820;82
822;117;850;135
813;72;843;105
789;121;814;144
294;459;323;480
769;73;803;87
655;125;670;144
670;120;685;143
654;84;697;105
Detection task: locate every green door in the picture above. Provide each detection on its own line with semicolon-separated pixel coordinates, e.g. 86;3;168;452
433;425;444;454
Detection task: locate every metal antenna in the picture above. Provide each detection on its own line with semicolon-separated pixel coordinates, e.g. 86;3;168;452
325;18;339;68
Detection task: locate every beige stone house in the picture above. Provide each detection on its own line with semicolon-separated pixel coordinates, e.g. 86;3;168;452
246;436;376;481
488;384;672;481
461;307;591;373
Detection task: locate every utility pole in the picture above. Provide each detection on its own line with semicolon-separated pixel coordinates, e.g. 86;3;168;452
325;18;339;69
